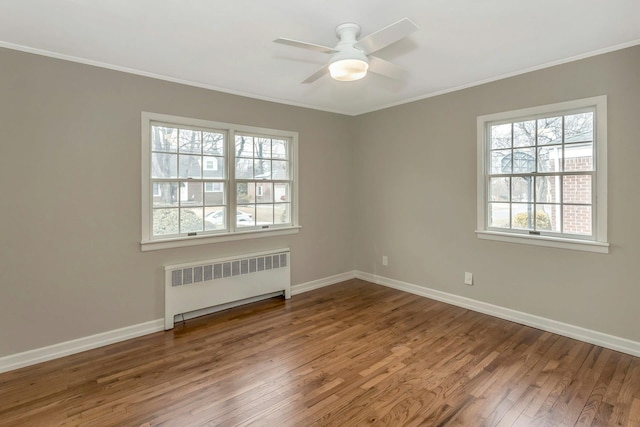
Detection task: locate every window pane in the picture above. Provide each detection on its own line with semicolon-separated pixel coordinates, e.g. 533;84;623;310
204;183;225;206
489;177;509;202
564;143;593;172
272;160;288;179
153;208;179;236
204;207;225;230
512;204;534;230
151;126;178;153
257;204;274;225
178;155;202;179
237;182;255;204
512;149;535;173
272;140;288;159
537;117;562;145
203;156;224;178
491;150;511;174
254;159;271;179
203;132;224;155
536;204;561;232
488;203;510;228
153;182;179;207
255;138;272;158
535;176;560;204
565;112;593;143
563;175;592;204
563;205;592;235
235;158;253;179
491;124;511;149
180;208;203;233
512;177;533;203
237;205;255;228
180;182;203;206
275;203;290;224
178;129;201;154
513;120;535;147
256;182;273;203
275;183;289;202
151;153;177;178
235;135;254;158
537;146;562;172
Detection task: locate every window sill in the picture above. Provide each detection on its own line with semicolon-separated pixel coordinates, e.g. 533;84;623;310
141;226;301;252
476;230;609;254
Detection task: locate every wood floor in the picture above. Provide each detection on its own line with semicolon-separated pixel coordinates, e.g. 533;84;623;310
1;279;639;426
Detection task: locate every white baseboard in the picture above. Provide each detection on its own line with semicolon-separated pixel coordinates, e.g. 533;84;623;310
355;271;640;357
4;269;636;375
0;319;164;374
291;271;357;295
0;271;356;374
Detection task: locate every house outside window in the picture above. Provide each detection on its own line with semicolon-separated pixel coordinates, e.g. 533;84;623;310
141;113;299;251
205;182;223;192
476;96;608;253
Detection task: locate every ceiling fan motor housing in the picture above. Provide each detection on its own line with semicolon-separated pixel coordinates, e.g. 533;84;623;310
329;23;369;81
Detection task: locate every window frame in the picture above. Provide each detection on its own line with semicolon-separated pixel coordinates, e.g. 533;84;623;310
476;96;609;253
141;112;300;252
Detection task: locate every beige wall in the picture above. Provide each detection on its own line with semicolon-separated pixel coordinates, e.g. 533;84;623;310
0;48;355;356
1;45;638;358
353;46;640;342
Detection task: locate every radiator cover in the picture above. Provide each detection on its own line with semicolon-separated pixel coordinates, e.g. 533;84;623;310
164;249;291;329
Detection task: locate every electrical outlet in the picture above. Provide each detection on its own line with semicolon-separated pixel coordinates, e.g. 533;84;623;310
464;272;473;285
382;255;388;266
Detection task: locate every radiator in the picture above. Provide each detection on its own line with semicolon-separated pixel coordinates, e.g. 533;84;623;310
164;249;291;330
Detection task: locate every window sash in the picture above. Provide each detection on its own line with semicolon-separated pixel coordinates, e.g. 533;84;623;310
484;172;596;239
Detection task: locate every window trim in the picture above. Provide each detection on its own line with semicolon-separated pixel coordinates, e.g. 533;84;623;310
141;112;299;251
476;96;608;253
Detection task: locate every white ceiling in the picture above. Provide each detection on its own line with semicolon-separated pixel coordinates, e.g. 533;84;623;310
2;1;639;116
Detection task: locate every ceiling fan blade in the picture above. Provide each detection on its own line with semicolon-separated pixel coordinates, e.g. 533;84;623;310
367;56;408;80
273;38;337;54
355;18;419;54
302;64;329;84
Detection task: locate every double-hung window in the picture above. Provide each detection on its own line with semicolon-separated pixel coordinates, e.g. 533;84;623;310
141;112;298;251
476;96;608;253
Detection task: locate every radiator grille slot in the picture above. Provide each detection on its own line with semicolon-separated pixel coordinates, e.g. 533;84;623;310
172;270;182;287
194;266;203;283
169;252;289;287
183;268;192;285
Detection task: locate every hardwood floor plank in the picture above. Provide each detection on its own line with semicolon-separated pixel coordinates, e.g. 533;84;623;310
628;397;640;426
612;358;640;426
0;279;638;426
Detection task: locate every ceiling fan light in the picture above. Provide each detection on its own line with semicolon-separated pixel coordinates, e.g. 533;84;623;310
329;59;369;81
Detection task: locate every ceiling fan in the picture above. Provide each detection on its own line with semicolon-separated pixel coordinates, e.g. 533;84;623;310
273;18;419;83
